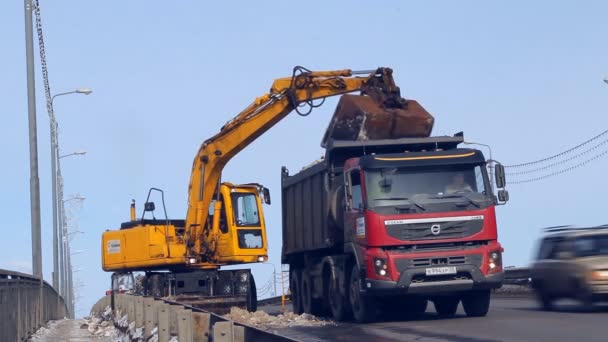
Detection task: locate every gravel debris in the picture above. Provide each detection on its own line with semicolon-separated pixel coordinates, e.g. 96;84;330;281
224;307;334;330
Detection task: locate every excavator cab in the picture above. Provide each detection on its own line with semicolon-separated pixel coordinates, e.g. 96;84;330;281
210;183;269;264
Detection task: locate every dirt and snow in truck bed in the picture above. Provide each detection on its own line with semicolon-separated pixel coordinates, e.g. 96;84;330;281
224;307;335;330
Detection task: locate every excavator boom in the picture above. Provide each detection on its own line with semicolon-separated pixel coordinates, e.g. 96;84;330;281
185;66;407;259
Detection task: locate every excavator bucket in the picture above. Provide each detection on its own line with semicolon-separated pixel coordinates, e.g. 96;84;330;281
321;94;435;147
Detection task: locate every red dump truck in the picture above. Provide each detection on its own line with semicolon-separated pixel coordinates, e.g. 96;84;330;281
281;95;509;322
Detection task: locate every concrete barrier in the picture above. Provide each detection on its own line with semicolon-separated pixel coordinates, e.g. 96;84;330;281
91;293;297;342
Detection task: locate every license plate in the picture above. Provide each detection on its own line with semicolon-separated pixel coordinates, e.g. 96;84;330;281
425;266;457;276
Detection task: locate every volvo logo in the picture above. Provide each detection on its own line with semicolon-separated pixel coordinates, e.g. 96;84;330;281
430;224;441;235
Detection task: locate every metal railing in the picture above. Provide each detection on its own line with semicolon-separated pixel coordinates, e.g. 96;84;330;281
0;269;67;341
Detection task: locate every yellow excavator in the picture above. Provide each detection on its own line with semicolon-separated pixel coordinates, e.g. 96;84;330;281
101;66;410;311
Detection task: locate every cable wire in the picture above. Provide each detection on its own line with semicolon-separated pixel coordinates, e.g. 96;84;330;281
506;138;608;176
507;148;608;184
504;129;608;168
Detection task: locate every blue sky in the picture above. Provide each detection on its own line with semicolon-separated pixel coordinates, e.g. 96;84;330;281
1;1;607;317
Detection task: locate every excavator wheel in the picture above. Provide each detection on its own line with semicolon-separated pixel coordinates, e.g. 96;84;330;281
246;273;258;312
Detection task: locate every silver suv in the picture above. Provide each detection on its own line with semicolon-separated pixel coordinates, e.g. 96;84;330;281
530;225;608;310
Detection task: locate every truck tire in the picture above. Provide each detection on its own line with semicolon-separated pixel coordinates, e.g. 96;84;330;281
301;272;314;314
246;274;257;312
433;296;459;317
290;269;304;314
348;264;376;323
299;271;324;315
327;269;350;321
462;290;490;317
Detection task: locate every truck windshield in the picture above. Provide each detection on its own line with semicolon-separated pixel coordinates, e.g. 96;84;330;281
365;165;490;209
575;235;608;257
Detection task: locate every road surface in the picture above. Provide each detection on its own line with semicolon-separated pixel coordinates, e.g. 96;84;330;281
265;296;608;342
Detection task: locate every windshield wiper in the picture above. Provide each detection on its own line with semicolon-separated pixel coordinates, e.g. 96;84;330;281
374;197;426;211
433;194;480;208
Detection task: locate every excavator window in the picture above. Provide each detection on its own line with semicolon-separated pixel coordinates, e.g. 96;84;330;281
231;193;260;226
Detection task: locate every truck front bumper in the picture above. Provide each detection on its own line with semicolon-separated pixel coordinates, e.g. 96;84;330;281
364;265;503;296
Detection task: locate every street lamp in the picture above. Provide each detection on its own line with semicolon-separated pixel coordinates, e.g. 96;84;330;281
63;195;86;203
59;151;87;159
49;87;92;304
51;88;93;104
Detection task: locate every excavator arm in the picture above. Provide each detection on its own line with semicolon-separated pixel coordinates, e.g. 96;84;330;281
184;66;405;259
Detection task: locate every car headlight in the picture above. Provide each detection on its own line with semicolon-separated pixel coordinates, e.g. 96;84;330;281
591;270;608;280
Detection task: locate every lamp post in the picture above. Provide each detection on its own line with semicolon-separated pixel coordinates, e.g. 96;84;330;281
49;88;91;298
61;196;85;318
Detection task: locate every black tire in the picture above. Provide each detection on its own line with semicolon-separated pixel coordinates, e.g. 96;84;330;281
536;288;553;311
575;281;595;312
290;269;303;314
434;296;459;317
327;269;350;321
246;274;257;312
301;272;314;314
462;290;491;317
348;264;376;323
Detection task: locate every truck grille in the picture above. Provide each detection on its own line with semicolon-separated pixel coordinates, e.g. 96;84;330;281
394;254;482;271
385;218;483;241
411;272;472;284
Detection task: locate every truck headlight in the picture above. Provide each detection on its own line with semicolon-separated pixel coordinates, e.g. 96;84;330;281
257;256;266;262
374;258;388;277
188;257;197;264
488;251;502;273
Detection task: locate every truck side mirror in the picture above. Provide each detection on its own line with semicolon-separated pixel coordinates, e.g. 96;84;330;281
263;187;271;205
494;163;506;189
144;201;156;212
498;189;509;203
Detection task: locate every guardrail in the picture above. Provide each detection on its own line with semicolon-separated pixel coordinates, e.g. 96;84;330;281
91;294;297;342
0;269;68;341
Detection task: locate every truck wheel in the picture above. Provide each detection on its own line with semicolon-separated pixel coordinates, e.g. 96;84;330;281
462;290;490;317
328;271;350;321
535;285;553;311
301;272;313;314
290;270;303;314
433;296;459;317
246;274;257;312
348;264;376;323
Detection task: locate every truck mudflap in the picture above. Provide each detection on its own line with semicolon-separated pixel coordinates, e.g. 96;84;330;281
363;265;504;296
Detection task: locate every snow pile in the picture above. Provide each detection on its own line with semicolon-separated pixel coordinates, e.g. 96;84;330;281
224;307;334;329
82;314;119;338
